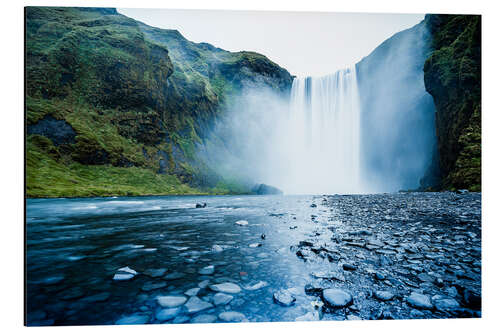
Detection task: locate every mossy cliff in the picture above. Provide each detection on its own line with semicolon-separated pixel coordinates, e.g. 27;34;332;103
423;14;481;191
25;7;292;197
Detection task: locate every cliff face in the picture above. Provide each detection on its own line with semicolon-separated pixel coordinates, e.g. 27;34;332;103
423;14;481;191
25;7;292;197
356;20;439;192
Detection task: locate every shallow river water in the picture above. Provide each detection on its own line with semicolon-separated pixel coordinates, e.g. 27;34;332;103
26;193;481;325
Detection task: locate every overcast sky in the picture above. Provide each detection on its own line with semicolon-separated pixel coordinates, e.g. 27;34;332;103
118;8;424;77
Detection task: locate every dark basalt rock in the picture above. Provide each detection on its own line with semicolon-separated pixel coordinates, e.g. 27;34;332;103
28;115;76;146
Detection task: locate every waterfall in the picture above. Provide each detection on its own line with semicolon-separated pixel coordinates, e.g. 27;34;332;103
281;65;363;194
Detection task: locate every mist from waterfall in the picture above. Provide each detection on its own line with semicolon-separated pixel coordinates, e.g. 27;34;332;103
198;21;436;195
280;67;363;194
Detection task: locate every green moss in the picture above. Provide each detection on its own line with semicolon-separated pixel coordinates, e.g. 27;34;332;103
25;7;292;198
424;14;481;191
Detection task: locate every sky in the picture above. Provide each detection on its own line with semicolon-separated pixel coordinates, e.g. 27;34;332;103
118;8;424;77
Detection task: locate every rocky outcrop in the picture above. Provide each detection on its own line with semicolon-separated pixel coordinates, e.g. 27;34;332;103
423;14;481;191
25;7;292;197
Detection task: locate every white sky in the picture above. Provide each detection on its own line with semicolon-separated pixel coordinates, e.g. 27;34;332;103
118;8;424;77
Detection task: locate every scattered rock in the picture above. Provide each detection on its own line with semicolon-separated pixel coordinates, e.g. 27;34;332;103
163;272;186;280
184;287;201;297
235;220;249;226
406;292;433;310
155;307;181;322
198;280;210;289
342;263;357;271
211;245;224;252
199;265;215;275
296;311;320;321
195;203;207;208
210;282;241;294
322;288;353;308
273;290;296;307
156;295;187;308
434;297;460;312
310;204;317;208
218;311;248;322
143;268;167;278
141;281;167;292
463;290;481;310
190;314;217;323
115;314;149;325
113;267;138;281
374;290;395;301
243;281;269;291
80;292;110;302
184;296;214;314
213;293;233;306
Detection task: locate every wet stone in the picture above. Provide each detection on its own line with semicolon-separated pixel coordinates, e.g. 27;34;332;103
156;295;187;308
243;281;268;291
218;311;248;322
141;281;167;292
163;272;186;280
184;287;201;297
213;293;233;306
115;314;149;325
155;307;181;322
210;282;241;294
184;296;214;314
296;311;320;321
322;288;353;308
374;290;395;301
343;263;357;271
273;290;296;306
143;268;167;278
406;292;433;310
172;315;190;324
199;265;215;275
191;314;217;323
434;297;460;312
235;220;249;226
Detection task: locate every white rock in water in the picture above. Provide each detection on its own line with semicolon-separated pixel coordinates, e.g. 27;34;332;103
156;295;187;308
218;311;248;322
198;265;215;275
211;245;224;252
155;307;181;322
190;314;217;323
113;266;138;280
184;287;201;297
243;281;269;291
322;288;353;308
213;292;234;306
235;220;249;226
210;282;242;294
118;266;138;275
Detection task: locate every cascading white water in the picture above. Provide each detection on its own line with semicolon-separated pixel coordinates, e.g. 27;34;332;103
280;65;363;194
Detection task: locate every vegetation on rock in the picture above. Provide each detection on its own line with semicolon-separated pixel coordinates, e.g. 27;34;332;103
423;14;481;191
25;7;292;197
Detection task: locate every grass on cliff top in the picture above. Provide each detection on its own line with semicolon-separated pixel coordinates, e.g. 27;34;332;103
26;141;207;198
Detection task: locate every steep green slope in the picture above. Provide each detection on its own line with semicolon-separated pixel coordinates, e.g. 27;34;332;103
25;7;292;197
423;14;481;191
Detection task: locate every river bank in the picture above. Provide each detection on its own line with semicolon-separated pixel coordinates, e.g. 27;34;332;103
26;192;481;325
